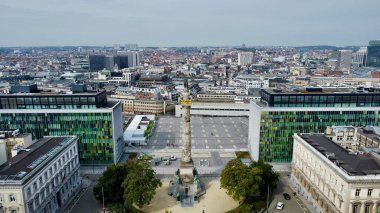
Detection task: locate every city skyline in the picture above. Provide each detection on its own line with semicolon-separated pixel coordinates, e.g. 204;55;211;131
0;0;379;47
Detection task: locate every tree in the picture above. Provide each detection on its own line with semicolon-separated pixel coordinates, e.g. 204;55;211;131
220;158;262;201
251;160;279;198
220;158;279;201
93;162;132;204
122;160;162;210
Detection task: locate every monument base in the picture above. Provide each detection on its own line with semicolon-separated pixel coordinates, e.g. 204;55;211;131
179;160;194;184
167;167;206;207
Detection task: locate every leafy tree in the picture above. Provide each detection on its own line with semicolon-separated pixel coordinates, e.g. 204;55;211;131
220;158;262;201
122;160;162;210
221;158;279;202
93;162;132;204
251;160;279;198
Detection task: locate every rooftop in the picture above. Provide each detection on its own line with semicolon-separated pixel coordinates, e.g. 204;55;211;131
2;89;105;96
299;134;380;176
0;136;76;182
357;127;380;146
263;87;380;95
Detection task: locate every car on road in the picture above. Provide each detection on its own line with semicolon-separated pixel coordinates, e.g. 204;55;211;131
276;202;284;210
283;193;291;200
162;156;171;161
170;155;177;161
163;159;171;165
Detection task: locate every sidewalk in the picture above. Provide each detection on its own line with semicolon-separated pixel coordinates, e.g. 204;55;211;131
285;176;317;213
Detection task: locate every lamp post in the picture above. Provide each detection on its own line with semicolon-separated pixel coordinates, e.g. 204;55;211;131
266;185;270;213
102;186;105;213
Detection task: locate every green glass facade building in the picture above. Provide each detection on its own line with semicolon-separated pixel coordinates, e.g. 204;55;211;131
0;89;123;165
249;88;380;163
367;40;380;68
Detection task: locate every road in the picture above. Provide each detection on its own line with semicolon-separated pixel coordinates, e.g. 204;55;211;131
268;175;314;213
67;174;103;213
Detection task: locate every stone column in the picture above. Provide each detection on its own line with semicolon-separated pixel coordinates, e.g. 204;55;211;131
372;203;377;213
360;202;365;213
349;203;353;213
181;105;191;163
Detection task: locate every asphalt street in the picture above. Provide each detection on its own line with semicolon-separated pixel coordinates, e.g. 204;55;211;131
268;175;313;213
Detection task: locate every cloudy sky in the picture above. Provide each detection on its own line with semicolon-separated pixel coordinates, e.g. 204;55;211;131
0;0;379;47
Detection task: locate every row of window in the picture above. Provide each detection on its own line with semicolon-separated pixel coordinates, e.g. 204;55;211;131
26;145;77;198
191;108;249;111
27;171;80;213
259;110;380;162
355;188;374;197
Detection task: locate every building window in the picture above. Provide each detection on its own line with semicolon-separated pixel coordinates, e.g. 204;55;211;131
365;205;371;213
353;204;359;213
28;201;34;212
9;194;16;202
26;187;31;197
355;189;360;197
33;182;37;192
368;189;373;197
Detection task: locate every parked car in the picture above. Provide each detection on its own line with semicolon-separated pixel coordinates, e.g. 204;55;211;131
162;156;171;161
283;193;291;200
276;202;284;210
163;159;171;165
170;155;177;161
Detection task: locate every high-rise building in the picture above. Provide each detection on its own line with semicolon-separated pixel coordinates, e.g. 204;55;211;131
89;54;113;71
367;40;380;68
89;53;139;71
353;47;367;68
0;136;81;213
337;50;353;73
0;84;123;165
238;52;254;66
104;55;114;71
249;88;380;162
114;54;129;69
127;51;140;68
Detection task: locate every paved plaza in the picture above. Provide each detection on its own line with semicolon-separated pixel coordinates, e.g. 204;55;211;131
125;116;249;175
147;116;248;151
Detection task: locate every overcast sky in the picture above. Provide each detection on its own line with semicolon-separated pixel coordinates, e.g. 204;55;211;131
0;0;379;47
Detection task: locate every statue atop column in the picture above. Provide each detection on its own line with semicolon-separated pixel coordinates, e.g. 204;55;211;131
168;78;206;204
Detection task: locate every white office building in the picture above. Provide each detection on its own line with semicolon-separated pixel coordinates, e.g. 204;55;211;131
0;136;81;213
353;47;368;68
238;52;254;66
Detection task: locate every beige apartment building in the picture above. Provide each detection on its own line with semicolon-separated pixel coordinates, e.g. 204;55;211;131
291;133;380;213
0;131;33;166
110;94;175;115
